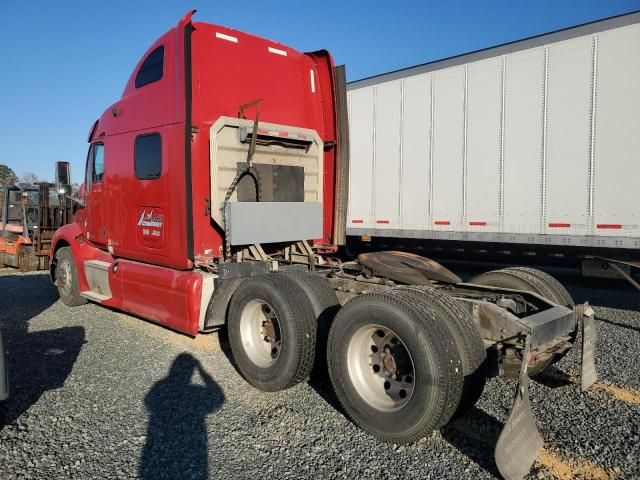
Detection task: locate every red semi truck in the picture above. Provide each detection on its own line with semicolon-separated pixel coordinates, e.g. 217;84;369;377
50;12;597;479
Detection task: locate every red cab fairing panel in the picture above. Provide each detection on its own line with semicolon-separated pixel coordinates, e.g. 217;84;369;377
189;23;339;257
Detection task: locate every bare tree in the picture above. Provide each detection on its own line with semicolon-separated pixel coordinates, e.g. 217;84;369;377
21;172;39;184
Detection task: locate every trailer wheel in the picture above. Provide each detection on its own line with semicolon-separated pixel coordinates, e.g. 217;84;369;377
469;267;575;375
282;271;340;377
18;246;38;272
327;291;463;443
227;273;317;391
396;286;487;421
55;247;87;307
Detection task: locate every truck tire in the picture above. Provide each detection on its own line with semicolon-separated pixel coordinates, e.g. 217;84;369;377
55;247;87;307
469;267;574;375
501;267;578;370
18;245;38;272
327;291;463;443
281;271;340;377
468;269;556;300
396;286;487;421
227;273;317;391
505;267;574;307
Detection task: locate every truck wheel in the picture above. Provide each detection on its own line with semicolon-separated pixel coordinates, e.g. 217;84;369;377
501;267;578;373
18;246;38;272
396;286;487;421
55;247;87;307
504;267;574;307
468;269;556;300
327;291;463;443
282;271;340;377
469;267;574;375
227;273;317;391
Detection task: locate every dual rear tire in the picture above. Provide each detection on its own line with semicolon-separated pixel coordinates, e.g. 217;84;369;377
227;273;485;443
326;288;484;443
469;267;574;308
227;271;339;391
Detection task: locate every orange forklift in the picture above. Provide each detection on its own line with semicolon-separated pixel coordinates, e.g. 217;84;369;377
0;162;73;271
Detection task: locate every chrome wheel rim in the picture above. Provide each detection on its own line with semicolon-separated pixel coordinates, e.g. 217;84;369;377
239;299;281;368
58;260;73;297
347;324;415;412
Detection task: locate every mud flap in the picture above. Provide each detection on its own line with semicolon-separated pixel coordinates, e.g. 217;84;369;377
495;336;543;480
580;305;597;391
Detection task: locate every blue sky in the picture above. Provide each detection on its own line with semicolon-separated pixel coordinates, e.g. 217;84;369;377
1;0;638;182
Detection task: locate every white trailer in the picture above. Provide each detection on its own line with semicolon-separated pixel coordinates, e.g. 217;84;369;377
346;12;640;277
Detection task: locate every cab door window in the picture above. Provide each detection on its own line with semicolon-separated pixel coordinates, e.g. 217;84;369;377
85;143;105;186
93;145;104;182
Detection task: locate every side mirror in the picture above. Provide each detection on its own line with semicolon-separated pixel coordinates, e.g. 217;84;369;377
55;161;72;196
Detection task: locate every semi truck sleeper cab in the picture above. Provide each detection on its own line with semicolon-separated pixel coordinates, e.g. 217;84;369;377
50;12;597;480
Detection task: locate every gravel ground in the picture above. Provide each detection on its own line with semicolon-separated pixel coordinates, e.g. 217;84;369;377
0;265;638;479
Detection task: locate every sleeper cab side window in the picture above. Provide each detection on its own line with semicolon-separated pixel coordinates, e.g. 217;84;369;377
134;133;162;180
86;143;105;186
135;45;164;88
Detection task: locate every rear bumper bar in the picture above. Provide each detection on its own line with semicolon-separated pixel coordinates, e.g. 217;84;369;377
468;298;576;349
517;305;575;349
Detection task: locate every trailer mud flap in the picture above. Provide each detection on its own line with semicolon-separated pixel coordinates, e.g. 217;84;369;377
494;337;543;480
580;305;597;391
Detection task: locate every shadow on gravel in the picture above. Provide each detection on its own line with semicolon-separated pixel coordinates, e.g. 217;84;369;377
307;376;346;415
596;315;640;333
140;353;225;480
560;278;640;311
219;324;348;417
441;406;502;478
0;274;85;429
217;327;235;370
532;366;575;389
